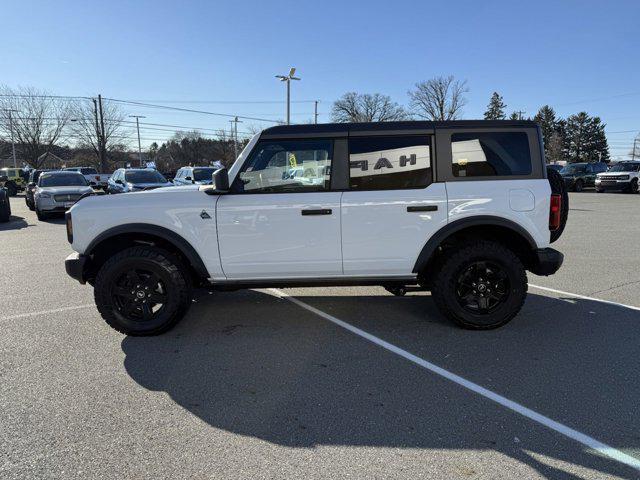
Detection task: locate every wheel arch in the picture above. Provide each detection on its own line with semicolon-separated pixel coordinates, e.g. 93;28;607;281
84;223;209;282
413;216;538;275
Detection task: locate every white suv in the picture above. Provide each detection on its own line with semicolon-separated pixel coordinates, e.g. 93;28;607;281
64;121;567;335
595;161;640;193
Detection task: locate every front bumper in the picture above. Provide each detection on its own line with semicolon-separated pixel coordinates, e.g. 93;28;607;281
65;252;88;284
529;248;564;276
595;179;630;190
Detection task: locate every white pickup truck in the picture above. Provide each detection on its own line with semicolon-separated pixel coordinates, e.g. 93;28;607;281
64;120;568;336
63;167;111;190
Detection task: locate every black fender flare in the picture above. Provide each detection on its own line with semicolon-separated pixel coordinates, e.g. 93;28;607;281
412;216;538;273
85;223;210;279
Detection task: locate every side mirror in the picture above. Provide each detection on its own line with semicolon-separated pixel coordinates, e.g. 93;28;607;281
184;176;192;181
28;182;36;188
212;168;229;192
115;179;123;185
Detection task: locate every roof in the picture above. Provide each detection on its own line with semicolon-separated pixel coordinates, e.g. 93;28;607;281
262;120;538;136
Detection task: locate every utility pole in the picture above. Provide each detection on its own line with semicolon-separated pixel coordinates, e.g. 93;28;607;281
514;110;526;120
633;137;638;161
314;100;319;124
229;116;243;160
275;67;301;125
129;115;146;166
97;95;107;172
2;109;19;167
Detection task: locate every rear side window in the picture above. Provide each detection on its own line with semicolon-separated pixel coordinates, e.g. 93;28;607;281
451;132;531;177
349;136;432;190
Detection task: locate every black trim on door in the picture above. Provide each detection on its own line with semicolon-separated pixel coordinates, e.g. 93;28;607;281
301;209;332;216
407;205;438;212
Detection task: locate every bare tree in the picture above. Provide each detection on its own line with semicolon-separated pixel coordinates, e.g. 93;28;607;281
0;86;72;168
408;76;468;121
331;92;408;123
69;97;129;171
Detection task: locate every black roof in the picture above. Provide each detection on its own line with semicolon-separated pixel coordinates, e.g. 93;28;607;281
262;120;538;136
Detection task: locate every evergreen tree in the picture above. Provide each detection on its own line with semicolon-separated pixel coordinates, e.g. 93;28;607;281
565;112;610;163
484;92;507;120
509;111;520;120
533;105;557;160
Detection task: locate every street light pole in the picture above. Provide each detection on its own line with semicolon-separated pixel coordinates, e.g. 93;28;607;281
129;115;146;167
275;67;301;125
314;100;319;124
229;116;243;160
1;109;19;167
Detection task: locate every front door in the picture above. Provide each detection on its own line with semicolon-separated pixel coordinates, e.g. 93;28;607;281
217;138;342;279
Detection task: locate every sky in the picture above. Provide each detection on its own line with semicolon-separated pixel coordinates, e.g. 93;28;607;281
1;0;638;158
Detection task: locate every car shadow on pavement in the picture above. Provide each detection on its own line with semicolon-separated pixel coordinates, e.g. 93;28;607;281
0;215;30;231
122;289;640;479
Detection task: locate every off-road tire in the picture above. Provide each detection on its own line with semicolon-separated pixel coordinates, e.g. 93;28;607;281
547;167;568;243
431;240;527;330
5;182;17;197
0;190;10;222
94;246;192;336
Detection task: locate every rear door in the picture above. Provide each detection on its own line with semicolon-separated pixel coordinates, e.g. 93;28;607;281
341;134;448;275
217;138;343;279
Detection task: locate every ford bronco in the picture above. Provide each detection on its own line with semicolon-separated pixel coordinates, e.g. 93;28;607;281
64;121;567;335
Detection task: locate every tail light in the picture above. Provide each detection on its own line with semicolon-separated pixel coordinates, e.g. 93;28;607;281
549;194;561;231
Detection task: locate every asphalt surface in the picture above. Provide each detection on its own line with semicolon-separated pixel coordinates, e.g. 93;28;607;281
1;191;639;479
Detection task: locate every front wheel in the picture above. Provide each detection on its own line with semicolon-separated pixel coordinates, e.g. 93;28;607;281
574;179;584;192
94;246;193;335
35;208;47;221
628;179;638;194
431;241;527;330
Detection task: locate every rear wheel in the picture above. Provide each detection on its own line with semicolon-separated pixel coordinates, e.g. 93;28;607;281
574;179;584;192
431;241;527;330
94;246;192;335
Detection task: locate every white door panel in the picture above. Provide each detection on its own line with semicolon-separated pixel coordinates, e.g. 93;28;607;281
217;192;342;278
341;183;448;275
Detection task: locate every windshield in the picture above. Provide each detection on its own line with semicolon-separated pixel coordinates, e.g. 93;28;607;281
193;168;216;181
608;163;640;172
561;165;586;174
39;173;89;187
125;170;167;183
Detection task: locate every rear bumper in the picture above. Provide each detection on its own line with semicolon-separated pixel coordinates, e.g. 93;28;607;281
529;248;564;276
65;252;88;284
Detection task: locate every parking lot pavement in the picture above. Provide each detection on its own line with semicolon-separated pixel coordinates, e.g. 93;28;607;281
1;193;640;479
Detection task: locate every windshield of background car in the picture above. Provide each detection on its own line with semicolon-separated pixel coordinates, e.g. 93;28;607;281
561;165;586;174
39;173;89;187
125;170;167;183
608;163;640;172
81;168;98;175
193;168;216;181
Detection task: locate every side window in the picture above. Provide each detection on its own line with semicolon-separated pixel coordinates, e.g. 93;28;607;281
348;136;432;190
451;132;532;177
233;139;333;193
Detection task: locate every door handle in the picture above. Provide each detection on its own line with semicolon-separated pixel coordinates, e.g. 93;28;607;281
407;205;438;212
301;209;332;216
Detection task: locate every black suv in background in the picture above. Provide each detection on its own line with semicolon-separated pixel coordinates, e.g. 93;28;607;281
560;162;608;191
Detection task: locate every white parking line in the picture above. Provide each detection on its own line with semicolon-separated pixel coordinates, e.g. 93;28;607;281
530;284;640;312
269;288;640;472
0;304;94;322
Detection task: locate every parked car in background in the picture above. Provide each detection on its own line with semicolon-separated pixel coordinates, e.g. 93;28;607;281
34;171;95;220
560;162;608;191
0;167;27;196
25;169;53;211
547;164;564;173
63;167;111;190
173;166;218;186
107;168;173;194
595;161;640;193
